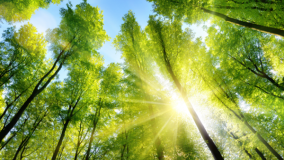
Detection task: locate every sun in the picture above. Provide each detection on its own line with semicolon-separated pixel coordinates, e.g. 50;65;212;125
172;99;190;116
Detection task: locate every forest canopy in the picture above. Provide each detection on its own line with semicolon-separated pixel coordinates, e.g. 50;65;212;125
0;0;283;159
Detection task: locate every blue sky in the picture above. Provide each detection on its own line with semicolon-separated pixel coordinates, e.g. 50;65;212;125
1;0;155;65
0;0;208;80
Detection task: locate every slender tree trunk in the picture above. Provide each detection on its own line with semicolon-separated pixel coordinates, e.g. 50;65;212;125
121;144;126;160
230;132;252;158
74;120;87;160
255;148;267;160
13;139;27;160
244;121;283;160
201;8;284;37
231;132;267;159
85;104;101;160
74;147;79;160
0;59;64;142
74;140;81;160
128;20;165;159
155;26;223;159
19;145;26;160
0;118;28;150
51;119;70;160
85;124;97;160
213;85;282;159
121;129;129;160
12;112;46;160
139;74;164;160
145;94;164;160
126;143;129;160
198;69;283;160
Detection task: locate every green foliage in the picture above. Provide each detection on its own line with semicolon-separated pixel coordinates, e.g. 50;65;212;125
1;0;284;159
0;0;61;23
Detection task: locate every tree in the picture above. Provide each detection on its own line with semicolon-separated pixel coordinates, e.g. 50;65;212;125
204;20;284;159
0;0;61;23
114;11;166;160
0;23;47;121
0;1;109;142
147;0;284;37
85;63;122;160
1;0;284;159
50;56;103;160
146;16;223;159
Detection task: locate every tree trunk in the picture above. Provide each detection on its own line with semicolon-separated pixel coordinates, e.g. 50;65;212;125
51;119;70;160
0;59;64;142
198;69;283;160
145;93;164;160
214;86;282;159
230;132;252;158
74;148;79;160
255;148;267;160
201;8;284;37
154;24;223;159
245;121;283;160
139;70;164;160
121;144;126;160
0;118;28;151
128;20;165;159
126;143;129;160
12;112;46;160
13;139;26;160
74;139;81;160
85;123;97;160
85;104;101;160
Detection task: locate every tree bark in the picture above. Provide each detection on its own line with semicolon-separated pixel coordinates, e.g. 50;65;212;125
85;103;102;160
51;119;70;160
127;19;165;160
201;8;284;37
144;92;164;160
210;81;282;159
0;57;64;142
255;148;267;160
196;66;283;160
12;111;47;160
153;22;223;160
74;120;85;160
74;147;80;160
230;132;252;159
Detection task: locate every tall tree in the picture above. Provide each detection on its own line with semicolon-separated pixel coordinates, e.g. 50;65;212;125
50;56;103;160
85;63;122;160
0;23;47;122
204;21;284;159
147;0;284;37
114;11;165;160
0;1;109;142
146;16;223;160
0;0;61;23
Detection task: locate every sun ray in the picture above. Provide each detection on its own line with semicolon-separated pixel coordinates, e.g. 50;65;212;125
171;99;191;117
121;99;171;106
142;115;174;158
123;108;171;132
125;66;172;99
173;115;179;157
95;108;171;140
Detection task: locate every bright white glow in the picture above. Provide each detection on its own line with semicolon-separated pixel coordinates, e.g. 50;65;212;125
172;99;190;116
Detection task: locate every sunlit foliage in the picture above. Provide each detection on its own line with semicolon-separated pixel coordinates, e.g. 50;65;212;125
0;0;284;159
